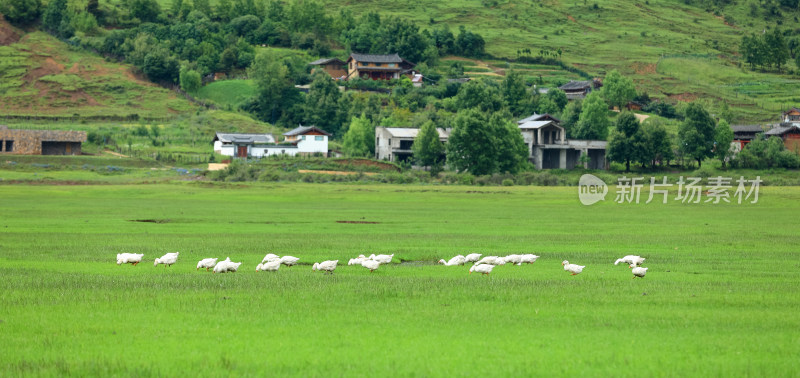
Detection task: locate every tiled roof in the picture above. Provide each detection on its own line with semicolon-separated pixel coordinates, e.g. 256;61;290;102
730;125;765;133
558;80;593;91
283;125;331;136
309;58;344;65
349;53;403;63
214;133;275;144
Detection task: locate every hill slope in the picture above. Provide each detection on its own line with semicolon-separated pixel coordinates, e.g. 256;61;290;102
0;26;196;119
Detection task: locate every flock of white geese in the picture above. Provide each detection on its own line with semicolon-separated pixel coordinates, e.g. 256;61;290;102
116;252;649;278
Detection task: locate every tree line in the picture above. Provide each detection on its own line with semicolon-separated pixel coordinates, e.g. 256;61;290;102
740;28;798;72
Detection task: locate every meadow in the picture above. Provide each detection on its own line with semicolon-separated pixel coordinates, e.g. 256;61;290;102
1;183;799;376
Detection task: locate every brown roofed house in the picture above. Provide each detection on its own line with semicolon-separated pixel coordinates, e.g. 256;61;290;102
345;53;416;81
309;58;347;79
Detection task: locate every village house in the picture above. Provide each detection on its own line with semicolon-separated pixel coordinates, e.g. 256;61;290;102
374;127;450;162
765;124;800;152
782;107;800;126
308;58;346;80
517;114;607;169
213;126;330;158
0;125;86;155
730;125;765;153
558;79;602;100
345;53;416;81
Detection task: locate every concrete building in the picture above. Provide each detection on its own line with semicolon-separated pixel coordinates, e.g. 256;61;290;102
0;125;86;155
213;126;330;159
375;127;449;162
282;126;331;155
517;114;607;169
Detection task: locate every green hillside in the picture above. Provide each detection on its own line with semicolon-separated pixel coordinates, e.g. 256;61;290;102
0;30;196;118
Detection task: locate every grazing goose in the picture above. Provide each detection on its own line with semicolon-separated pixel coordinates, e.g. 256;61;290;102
361;259;380;273
348;255;368;266
438;255;466;266
464;253;482;263
503;254;523;265
469;264;494;275
261;253;281;263
196;258;218;271
212;257;232;273
280;256;300;267
117;253;143;266
312;260;339;274
562;260;585;275
631;264;648;278
615;255;645;266
474;256;502;265
369;254;394;264
257;260;281;272
154;252;179;267
519;254;539;264
228;261;242;272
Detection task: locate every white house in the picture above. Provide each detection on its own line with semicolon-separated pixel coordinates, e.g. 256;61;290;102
282;126;331;155
375;127;450;162
518;113;606;169
213;126;330;159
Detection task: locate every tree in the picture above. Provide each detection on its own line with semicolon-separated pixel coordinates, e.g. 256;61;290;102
129;0;161;23
574;92;610;140
606;112;641;171
714;119;734;168
342;114;373;157
454;80;503;113
142;48;180;83
304;70;344;136
42;0;67;35
412;120;445;172
560;100;582;138
179;66;201;93
246;50;302;125
640;119;674;168
679;103;716;167
766;28;789;71
0;0;41;26
455;26;485;57
601;69;636;110
545;88;568;113
446;109;526;175
501;70;528;116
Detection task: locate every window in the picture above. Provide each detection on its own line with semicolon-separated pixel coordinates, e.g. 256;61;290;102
315;136;324;141
389;63;396;68
301;135;306;140
388;138;392;147
375;63;382;67
5;140;13;152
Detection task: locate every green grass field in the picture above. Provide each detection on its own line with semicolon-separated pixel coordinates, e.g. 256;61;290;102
1;183;798;376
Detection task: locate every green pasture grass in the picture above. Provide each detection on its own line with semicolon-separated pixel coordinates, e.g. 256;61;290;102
194;80;257;108
0;183;799;375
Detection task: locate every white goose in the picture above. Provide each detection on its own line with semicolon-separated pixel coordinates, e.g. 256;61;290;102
520;254;539;264
361;259;380;273
196;258;218;271
280;256;300;267
562;260;585;275
312;260;339;274
474;256;502;265
438;255;466;266
212;257;232;273
469;264;494;275
503;254;523;265
257;260;281;272
615;255;645;266
116;253;143;266
369;254;394;264
154;252;179;267
464;253;482;263
262;253;281;263
631;264;648;278
348;255;368;266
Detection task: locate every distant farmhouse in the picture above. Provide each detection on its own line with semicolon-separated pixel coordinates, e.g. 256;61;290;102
345;53;416;81
782;107;800;126
213;126;330;158
0;125;86;155
309;58;346;80
375;127;450;162
517;114;607;169
731;125;765;153
558;79;602;100
729;107;800;153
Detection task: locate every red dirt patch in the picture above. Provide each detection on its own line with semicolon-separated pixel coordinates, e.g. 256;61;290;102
667;93;699;102
567;15;576;22
333;159;399;171
632;62;657;75
0;16;21;45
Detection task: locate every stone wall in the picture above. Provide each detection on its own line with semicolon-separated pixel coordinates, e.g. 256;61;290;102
0;125;87;155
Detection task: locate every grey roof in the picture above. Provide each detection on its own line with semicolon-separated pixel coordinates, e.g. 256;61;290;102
518;120;558;130
731;125;765;133
382;127;450;139
283;125;331;137
349;53;403;64
309;58;344;65
765;125;800;136
518;113;561;124
559;80;593;91
214;132;275;144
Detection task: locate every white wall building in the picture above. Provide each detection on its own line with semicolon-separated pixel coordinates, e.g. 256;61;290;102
213;126;330;159
375;127;450;162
